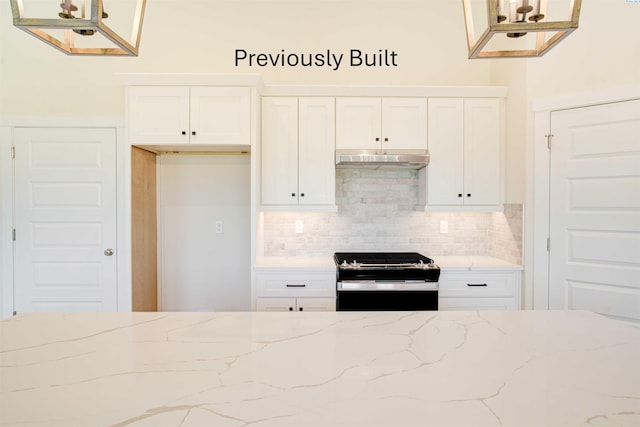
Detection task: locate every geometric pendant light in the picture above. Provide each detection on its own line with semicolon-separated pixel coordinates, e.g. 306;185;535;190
462;0;582;58
9;0;146;56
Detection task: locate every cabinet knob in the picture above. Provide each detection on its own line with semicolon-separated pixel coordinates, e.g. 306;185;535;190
300;193;305;197
458;194;463;198
384;137;389;142
181;131;186;135
467;193;471;197
375;137;380;142
289;307;293;311
291;193;296;197
299;307;304;311
192;131;196;136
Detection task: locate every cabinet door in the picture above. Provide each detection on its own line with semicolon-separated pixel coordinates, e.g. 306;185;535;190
426;98;464;205
127;86;190;145
298;98;336;206
296;298;336;312
335;98;381;150
261;98;299;205
463;98;501;206
381;98;427;152
190;87;250;146
256;298;298;312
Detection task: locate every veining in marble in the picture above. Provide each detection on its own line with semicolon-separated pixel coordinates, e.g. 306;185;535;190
1;311;639;426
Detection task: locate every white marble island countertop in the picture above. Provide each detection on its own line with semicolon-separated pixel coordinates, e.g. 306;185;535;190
1;311;639;427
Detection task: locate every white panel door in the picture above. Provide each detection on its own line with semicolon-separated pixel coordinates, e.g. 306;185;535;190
549;99;640;323
190;87;250;146
14;128;118;313
381;98;427;151
298;97;335;205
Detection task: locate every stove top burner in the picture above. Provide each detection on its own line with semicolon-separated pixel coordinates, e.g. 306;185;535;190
334;252;440;282
335;252;435;267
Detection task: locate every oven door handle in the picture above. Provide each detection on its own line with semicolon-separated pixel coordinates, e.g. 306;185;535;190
338;281;438;291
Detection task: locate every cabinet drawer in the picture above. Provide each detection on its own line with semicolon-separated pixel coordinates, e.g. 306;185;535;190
439;297;517;311
256;272;336;298
438;272;518;298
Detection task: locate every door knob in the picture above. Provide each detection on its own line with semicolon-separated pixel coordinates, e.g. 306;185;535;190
104;248;114;256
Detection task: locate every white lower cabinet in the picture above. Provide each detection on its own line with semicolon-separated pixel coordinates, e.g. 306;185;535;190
256;271;336;312
257;297;336;312
438;270;521;310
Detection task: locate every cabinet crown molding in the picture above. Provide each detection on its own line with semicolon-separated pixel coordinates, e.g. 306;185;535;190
262;85;508;98
116;73;507;99
117;73;265;89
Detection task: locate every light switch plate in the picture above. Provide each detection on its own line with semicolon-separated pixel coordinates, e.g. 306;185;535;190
440;220;448;234
295;220;304;234
215;221;223;234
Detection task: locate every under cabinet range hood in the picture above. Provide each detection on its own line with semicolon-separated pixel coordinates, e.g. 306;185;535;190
335;150;430;169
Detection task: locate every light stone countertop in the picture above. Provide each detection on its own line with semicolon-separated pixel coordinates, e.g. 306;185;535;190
255;256;336;271
1;311;639;427
255;255;522;271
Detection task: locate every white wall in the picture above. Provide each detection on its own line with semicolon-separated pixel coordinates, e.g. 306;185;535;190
0;0;492;117
158;153;251;311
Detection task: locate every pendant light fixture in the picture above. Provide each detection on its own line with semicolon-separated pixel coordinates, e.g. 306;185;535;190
10;0;146;56
462;0;582;58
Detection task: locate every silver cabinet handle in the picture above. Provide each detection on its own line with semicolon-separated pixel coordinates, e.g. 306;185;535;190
104;248;114;256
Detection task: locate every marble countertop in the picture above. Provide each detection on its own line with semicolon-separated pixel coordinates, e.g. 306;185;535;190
255;255;522;271
1;311;638;427
255;256;336;271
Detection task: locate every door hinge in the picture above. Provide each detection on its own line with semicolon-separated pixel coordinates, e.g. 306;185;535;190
13;311;17;316
545;134;554;149
10;146;15;159
12;229;16;241
547;237;550;251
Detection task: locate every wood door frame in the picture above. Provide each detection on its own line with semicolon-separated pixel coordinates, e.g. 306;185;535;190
0;118;131;319
530;85;640;310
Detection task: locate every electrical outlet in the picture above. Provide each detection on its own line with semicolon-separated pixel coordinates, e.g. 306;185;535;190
440;220;448;234
215;221;223;234
295;220;304;234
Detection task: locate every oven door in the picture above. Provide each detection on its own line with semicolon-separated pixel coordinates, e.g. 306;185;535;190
336;281;439;311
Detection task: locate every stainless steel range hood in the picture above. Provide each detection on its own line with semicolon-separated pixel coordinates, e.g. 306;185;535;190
335;150;430;170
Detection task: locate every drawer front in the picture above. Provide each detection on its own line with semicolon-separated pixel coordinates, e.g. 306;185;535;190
438;272;518;298
439;297;517;311
256;272;336;298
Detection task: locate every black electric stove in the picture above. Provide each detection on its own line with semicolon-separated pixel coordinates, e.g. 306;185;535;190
334;252;440;311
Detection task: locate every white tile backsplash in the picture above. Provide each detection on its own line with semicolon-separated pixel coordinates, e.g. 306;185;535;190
263;169;522;264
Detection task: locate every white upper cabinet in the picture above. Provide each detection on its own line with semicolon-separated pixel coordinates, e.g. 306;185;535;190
298;98;336;206
422;97;502;209
261;97;336;208
336;98;427;152
261;98;298;205
127;86;251;146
